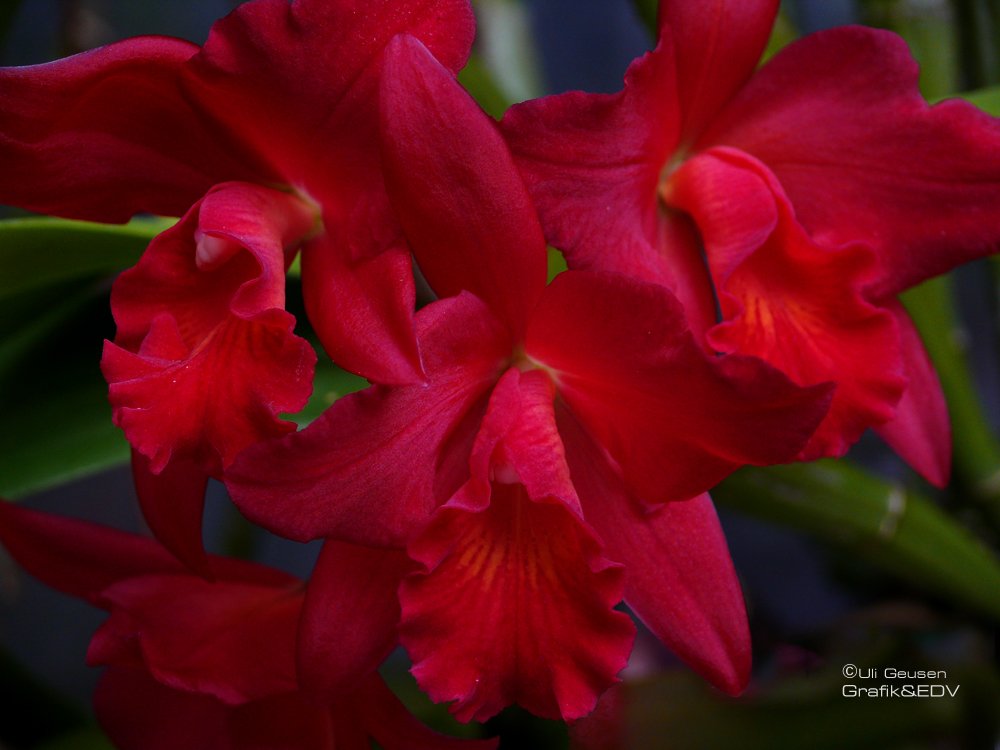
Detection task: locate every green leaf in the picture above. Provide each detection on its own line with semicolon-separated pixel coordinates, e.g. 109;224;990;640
715;461;1000;621
290;355;368;426
459;53;512;120
0;216;172;301
956;84;1000;114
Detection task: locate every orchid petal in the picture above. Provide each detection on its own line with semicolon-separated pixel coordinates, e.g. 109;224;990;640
89;574;302;705
874;302;952;487
401;480;632;722
560;408;750;695
0;38;267;222
95;668;233;750
227;292;510;548
668;148;905;459
380;34;547;338
701;26;1000;297
102;182;317;476
500;38;680;287
188;0;475;185
527;270;832;504
659;0;780;140
0;501;181;603
301;231;423;384
130;451;210;576
0;501;293;601
298;541;413;699
400;368;633;722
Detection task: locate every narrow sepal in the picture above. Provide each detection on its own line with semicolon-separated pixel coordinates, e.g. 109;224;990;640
381;34;547;338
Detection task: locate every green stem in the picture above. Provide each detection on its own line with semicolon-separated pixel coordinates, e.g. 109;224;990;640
902;277;1000;520
952;0;987;88
715;461;1000;621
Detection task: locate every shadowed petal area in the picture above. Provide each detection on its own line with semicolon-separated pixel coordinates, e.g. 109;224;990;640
0;38;268;222
0;502;184;603
668;149;904;459
659;0;779;140
400;369;633;722
96;668;235;750
527;270;832;505
874;302;951;486
559;407;750;695
701;26;1000;297
89;575;303;705
227;293;510;548
103;182;317;475
302;229;423;384
380;34;547;338
130;451;210;576
298;541;414;699
187;0;475;183
350;675;499;750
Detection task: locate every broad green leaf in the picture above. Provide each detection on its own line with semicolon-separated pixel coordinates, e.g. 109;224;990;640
715;461;1000;621
0;216;172;301
0;282;99;382
0;358;129;498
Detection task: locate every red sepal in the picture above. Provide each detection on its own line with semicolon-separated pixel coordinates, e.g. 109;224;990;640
380;34;547;340
559;409;751;695
702;25;1000;297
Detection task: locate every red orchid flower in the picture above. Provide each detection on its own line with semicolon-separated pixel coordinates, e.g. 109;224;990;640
0;0;475;571
500;0;1000;486
0;501;496;750
226;35;833;721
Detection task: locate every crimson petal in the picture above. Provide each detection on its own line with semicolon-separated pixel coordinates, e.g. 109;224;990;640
298;541;414;699
0;38;266;222
500;37;679;287
701;26;1000;298
527;270;832;504
301;230;423;384
380;34;547;339
130;451;210;576
400;368;634;722
659;0;780;140
188;0;475;184
103;181;317;476
668;148;905;459
227;292;510;547
88;574;302;704
874;302;951;487
560;406;750;694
